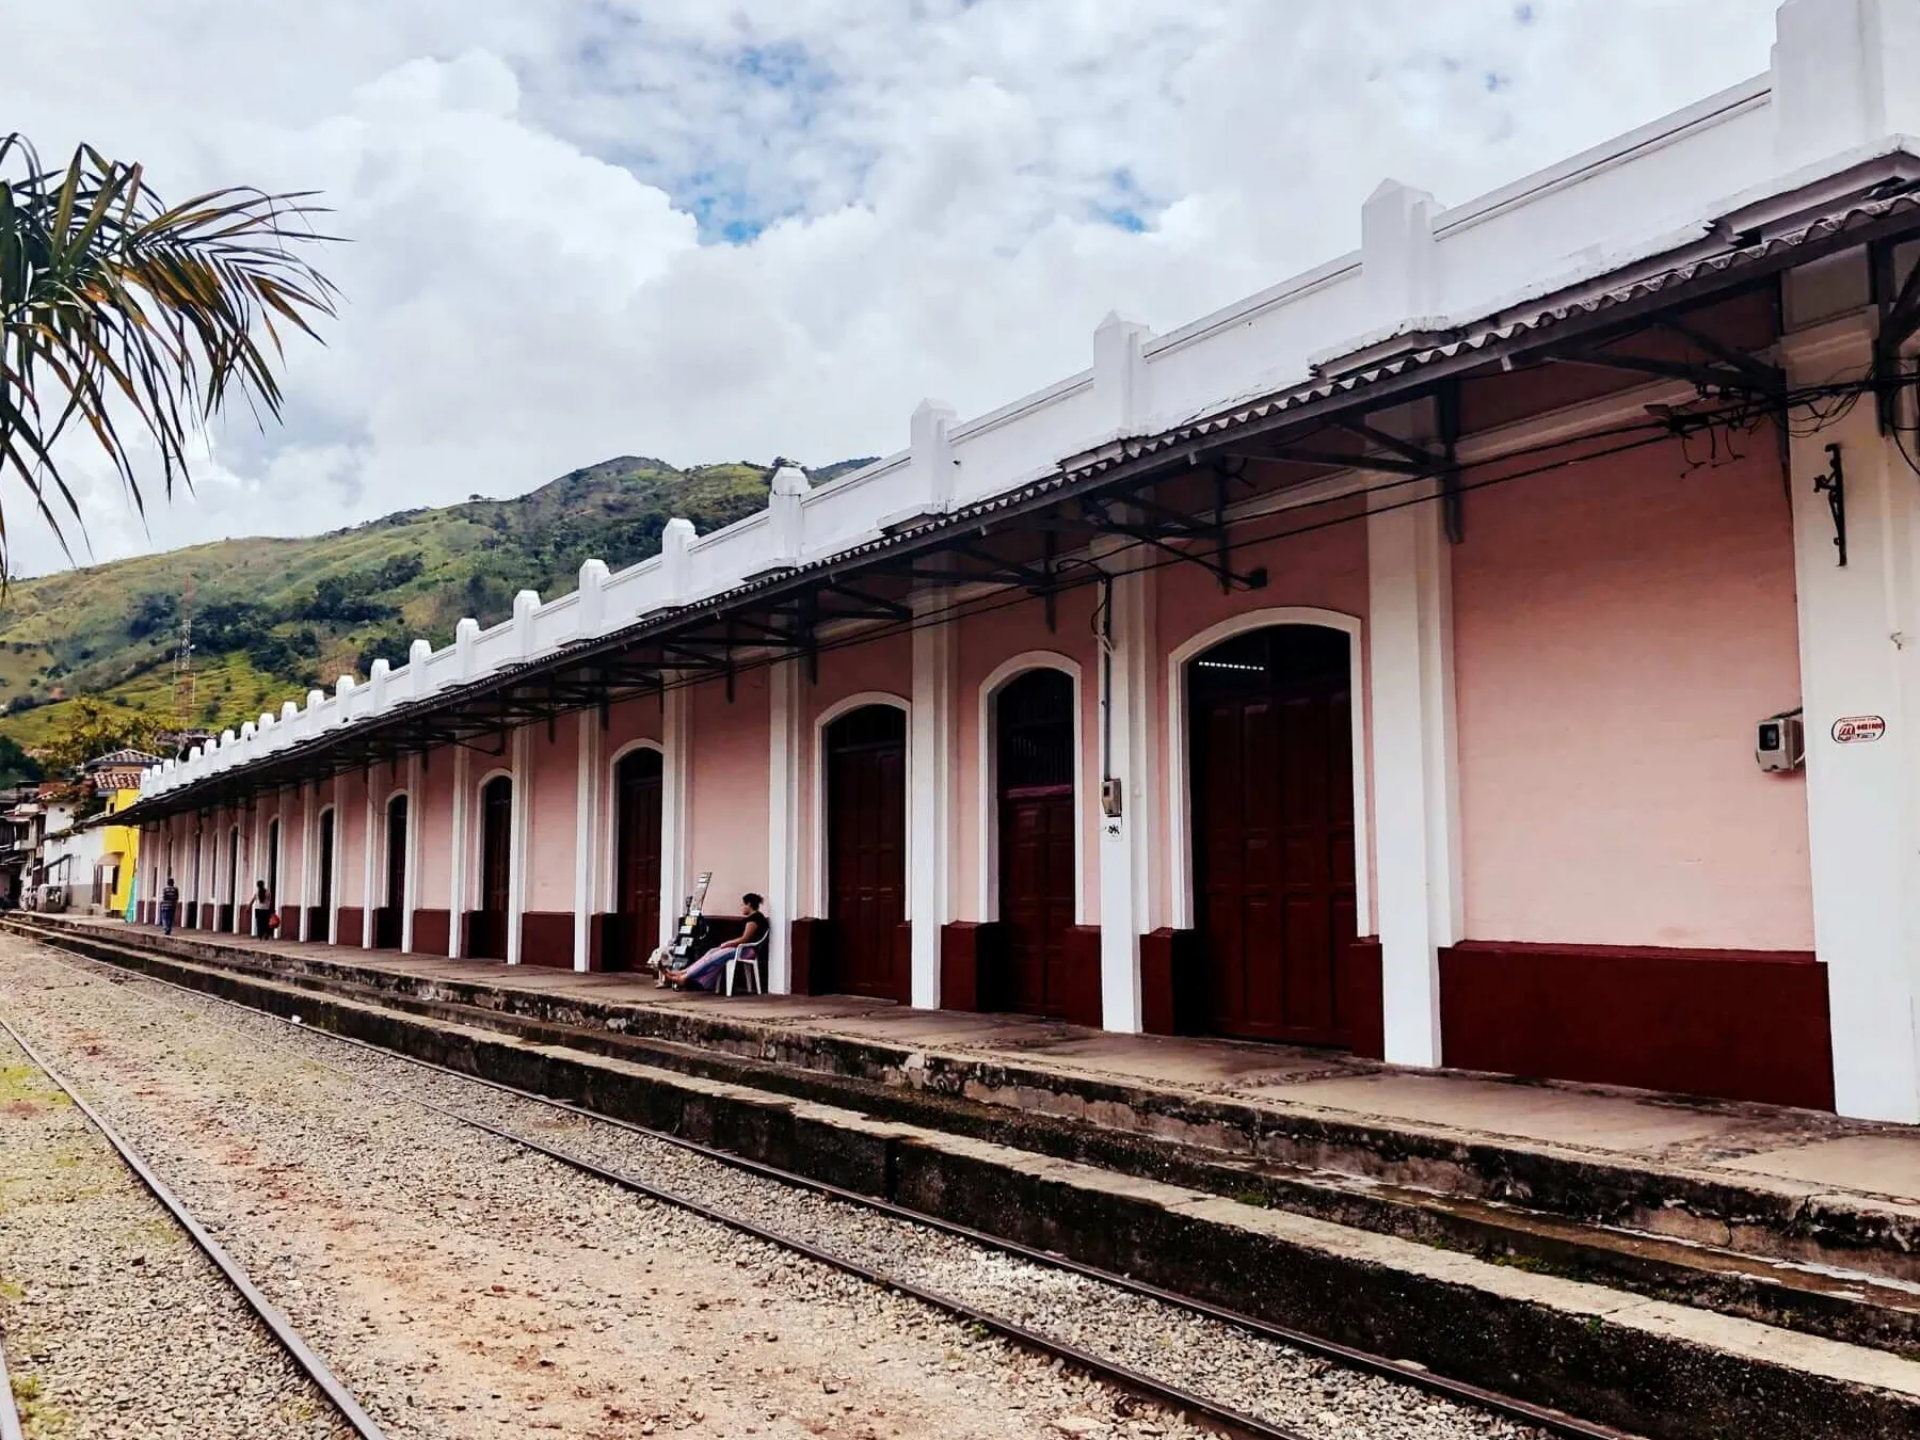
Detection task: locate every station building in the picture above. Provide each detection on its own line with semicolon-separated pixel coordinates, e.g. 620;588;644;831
124;0;1920;1123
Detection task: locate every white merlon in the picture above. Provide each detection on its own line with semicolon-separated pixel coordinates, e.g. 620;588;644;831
910;399;958;515
663;518;697;598
455;617;479;678
512;590;540;658
409;639;433;692
770;465;811;562
1361;180;1439;333
1093;312;1153;434
1772;0;1920;172
578;559;609;635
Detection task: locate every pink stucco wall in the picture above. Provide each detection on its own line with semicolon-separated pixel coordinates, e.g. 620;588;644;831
1452;433;1811;950
687;670;772;910
417;761;453;907
337;770;367;909
952;586;1101;924
1152;500;1374;929
525;722;579;912
280;790;308;911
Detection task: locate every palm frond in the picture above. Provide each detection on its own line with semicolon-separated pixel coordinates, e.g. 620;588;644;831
0;134;339;578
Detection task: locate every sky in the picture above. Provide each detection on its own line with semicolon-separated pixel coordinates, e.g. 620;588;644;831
4;0;1782;578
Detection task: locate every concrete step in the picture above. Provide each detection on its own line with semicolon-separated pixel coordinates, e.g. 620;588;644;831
20;916;1920;1360
11;915;1920;1440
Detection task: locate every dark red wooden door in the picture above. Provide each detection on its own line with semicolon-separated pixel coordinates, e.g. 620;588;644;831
826;705;906;1000
316;809;334;916
480;776;513;917
386;795;408;914
1191;626;1356;1045
615;748;664;962
996;669;1076;1017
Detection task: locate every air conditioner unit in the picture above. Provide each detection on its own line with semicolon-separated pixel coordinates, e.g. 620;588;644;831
1756;710;1804;773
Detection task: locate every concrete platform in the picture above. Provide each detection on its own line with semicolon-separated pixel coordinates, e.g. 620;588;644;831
64;916;1917;1202
13;912;1920;1440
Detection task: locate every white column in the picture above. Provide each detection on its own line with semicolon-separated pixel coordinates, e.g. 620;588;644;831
1366;480;1462;1068
360;767;377;948
766;659;804;994
1782;308;1920;1122
660;682;693;950
401;754;421;953
1096;563;1157;1033
909;595;955;1008
448;745;469;958
506;727;530;965
573;712;600;972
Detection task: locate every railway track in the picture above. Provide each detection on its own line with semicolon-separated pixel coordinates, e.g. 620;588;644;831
0;1012;390;1440
9;933;1639;1440
0;1330;25;1440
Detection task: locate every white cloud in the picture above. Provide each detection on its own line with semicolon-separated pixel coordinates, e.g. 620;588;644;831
2;0;1779;577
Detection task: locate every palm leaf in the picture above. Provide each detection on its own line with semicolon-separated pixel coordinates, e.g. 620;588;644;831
0;134;338;579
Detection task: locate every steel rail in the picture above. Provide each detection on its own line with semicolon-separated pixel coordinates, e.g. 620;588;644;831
18;925;1637;1440
0;1012;391;1440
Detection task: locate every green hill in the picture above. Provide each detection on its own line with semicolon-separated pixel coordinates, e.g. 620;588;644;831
0;453;875;752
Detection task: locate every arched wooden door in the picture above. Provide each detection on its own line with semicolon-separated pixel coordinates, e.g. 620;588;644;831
265;819;281;910
1190;625;1357;1045
615;748;664;969
380;794;408;948
474;776;513;959
996;669;1076;1017
315;809;335;933
825;704;907;1000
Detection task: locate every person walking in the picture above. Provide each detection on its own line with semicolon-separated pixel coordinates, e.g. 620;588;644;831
251;879;275;939
159;875;180;936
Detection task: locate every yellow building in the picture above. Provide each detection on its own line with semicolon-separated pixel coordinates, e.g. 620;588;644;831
85;751;161;918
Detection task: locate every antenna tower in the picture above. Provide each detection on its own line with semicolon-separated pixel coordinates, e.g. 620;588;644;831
171;576;196;723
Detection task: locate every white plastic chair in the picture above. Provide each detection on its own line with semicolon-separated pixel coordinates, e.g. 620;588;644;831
723;934;765;996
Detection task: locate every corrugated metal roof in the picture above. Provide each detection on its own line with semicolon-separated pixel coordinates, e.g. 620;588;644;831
1057;189;1920;486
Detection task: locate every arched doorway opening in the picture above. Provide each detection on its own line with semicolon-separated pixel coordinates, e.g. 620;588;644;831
378;793;408;948
825;704;906;1000
1189;624;1357;1044
471;775;513;960
995;669;1076;1017
315;808;335;943
614;748;663;971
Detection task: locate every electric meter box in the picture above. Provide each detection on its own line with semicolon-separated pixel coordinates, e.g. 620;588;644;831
1756;713;1804;772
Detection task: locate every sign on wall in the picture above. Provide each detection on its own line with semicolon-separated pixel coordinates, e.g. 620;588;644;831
1831;715;1887;744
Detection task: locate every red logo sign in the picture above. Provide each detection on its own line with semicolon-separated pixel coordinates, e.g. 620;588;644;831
1831;715;1886;744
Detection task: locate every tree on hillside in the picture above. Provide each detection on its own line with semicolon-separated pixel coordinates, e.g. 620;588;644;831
0;134;336;572
39;696;165;774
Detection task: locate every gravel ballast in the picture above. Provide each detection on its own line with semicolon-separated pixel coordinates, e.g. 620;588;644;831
0;936;1554;1440
0;1024;355;1440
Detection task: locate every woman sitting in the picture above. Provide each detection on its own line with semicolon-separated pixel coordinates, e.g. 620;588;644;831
662;894;767;992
